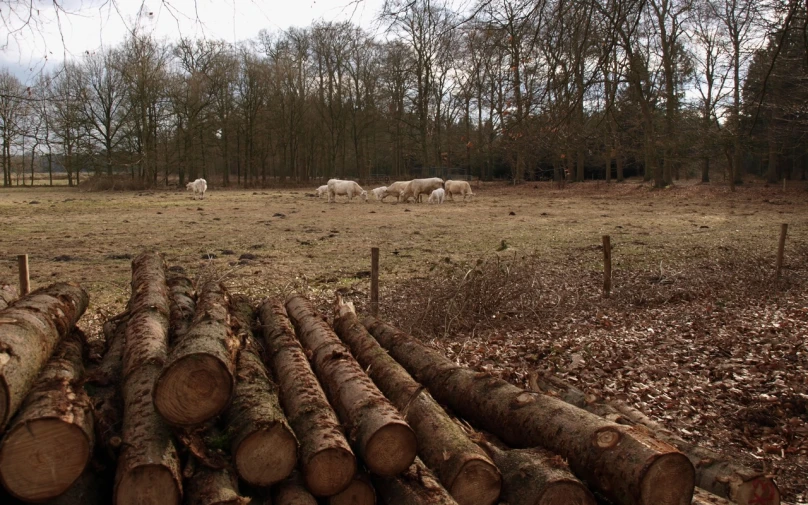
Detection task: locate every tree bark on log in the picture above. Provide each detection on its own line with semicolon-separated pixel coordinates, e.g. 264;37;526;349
286;295;416;478
327;471;376;505
186;459;250;505
154;281;238;426
477;436;595;505
0;282;89;428
363;317;696;505
87;313;128;462
0;285;17;311
529;373;780;505
272;471;318;505
333;297;500;505
692;487;733;505
258;300;356;496
226;296;298;487
114;251;182;505
0;331;94;502
372;458;459;505
167;275;195;345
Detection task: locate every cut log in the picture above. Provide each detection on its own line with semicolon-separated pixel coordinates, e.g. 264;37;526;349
363;317;696;505
226;296;298;486
0;331;94;502
167;274;195;344
272;471;318;505
0;285;17;311
87;313;128;462
154;281;238;426
530;373;780;505
372;458;458;505
114;251;182;505
286;295;416;477
333;297;500;505
186;460;250;505
327;471;376;505
46;469;111;505
0;282;89;428
692;487;733;505
477;436;595;505
258;300;356;496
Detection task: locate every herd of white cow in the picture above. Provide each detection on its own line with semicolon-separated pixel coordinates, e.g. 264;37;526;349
317;178;474;204
184;176;474;204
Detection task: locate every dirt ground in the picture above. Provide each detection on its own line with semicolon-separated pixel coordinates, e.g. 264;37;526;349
1;179;806;501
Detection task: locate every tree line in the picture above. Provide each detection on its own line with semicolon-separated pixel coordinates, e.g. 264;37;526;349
0;0;805;189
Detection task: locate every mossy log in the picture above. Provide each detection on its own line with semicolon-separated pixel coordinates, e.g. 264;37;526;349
0;282;89;429
258;300;356;496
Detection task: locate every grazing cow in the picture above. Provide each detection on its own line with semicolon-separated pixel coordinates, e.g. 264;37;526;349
316;185;329;198
428;188;445;204
186;178;207;200
445;180;475;201
327;179;368;203
400;177;444;203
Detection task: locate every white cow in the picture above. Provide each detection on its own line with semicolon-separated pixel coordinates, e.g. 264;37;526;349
400;177;444;203
186;178;207;200
371;186;388;201
316;185;329;198
380;181;410;202
428;188;445;204
445;180;475;201
327;179;368;203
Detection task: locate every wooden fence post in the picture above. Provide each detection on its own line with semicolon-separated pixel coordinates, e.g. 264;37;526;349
602;236;612;297
776;224;788;280
371;247;379;316
18;255;30;296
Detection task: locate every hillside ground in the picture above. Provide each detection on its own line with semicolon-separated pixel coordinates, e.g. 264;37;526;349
1;178;806;501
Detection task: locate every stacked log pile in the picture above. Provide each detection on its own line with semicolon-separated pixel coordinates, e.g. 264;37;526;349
0;254;781;505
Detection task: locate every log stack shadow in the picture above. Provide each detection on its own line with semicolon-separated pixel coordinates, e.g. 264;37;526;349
0;251;781;505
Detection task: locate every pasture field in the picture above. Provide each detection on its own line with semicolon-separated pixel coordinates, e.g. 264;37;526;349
1;179;807;500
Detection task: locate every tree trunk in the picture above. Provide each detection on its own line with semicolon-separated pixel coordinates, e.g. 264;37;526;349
86;312;128;462
257;300;356;496
286;295;417;477
327;471;376;505
478;436;595;505
272;471;318;505
333;298;501;505
114;251;182;505
363;317;696;505
0;282;89;428
372;458;458;505
0;331;94;502
167;275;195;345
226;297;297;487
154;281;238;426
185;459;249;505
528;373;779;505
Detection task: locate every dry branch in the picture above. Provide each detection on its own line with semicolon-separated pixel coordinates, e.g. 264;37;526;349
226;296;297;486
0;282;89;429
286;295;417;477
155;281;238;426
0;331;94;502
114;251;182;505
333;297;500;505
530;373;780;505
364;317;696;505
258;300;356;496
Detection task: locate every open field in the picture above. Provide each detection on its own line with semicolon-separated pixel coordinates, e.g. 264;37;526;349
1;179;807;501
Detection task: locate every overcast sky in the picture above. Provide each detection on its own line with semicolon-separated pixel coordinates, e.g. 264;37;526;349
1;0;384;83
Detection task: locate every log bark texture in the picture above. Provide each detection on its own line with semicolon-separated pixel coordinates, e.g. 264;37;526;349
186;462;250;505
87;313;128;462
478;437;595;505
0;285;16;311
286;295;416;478
258;300;356;496
272;471;318;505
0;282;89;428
0;331;94;502
530;373;780;505
327;471;376;505
167;274;195;345
114;251;182;505
364;317;696;505
154;281;238;426
226;296;298;486
333;298;500;505
372;458;459;505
